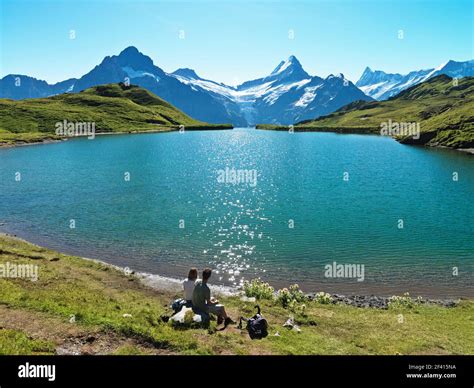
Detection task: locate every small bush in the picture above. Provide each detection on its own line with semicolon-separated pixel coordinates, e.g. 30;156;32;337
243;279;275;300
388;292;420;309
277;284;307;308
313;292;333;305
288;300;307;315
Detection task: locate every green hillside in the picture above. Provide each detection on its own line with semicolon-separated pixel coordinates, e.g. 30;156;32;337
0;83;232;146
258;75;474;150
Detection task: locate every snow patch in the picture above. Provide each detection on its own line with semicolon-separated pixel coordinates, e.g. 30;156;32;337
294;84;322;107
262;79;312;105
122;67;160;82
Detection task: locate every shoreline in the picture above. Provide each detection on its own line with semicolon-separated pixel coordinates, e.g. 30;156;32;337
255;125;474;155
0;125;234;149
3;127;473;155
0;138;65;149
1;232;469;306
0;232;239;298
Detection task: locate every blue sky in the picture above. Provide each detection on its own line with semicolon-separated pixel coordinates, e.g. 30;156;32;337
0;0;472;85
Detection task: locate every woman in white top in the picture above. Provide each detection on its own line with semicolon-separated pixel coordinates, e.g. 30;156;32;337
183;268;198;305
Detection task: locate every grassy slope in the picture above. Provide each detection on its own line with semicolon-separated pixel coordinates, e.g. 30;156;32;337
257;75;474;149
0;83;232;146
0;234;472;355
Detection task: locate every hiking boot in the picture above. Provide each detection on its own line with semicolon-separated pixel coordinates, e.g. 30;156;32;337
224;317;235;327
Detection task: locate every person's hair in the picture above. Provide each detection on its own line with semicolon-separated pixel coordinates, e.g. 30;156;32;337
202;268;212;281
187;268;198;281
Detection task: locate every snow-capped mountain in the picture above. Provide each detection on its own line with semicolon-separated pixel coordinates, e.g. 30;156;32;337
2;48;472;125
357;59;474;100
170;68;246;125
171;55;372;125
241;66;372;125
0;47;246;126
71;47;247;126
0;47;369;125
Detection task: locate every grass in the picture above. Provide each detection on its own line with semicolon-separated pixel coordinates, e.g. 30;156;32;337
0;83;232;146
0;329;54;355
0;234;472;355
257;75;474;150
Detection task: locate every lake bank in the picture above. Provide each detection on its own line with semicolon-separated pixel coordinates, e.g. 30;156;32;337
0;124;233;148
255;125;474;154
0;233;472;356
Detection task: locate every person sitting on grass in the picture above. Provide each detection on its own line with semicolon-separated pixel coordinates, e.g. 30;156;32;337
183;268;198;306
192;268;234;327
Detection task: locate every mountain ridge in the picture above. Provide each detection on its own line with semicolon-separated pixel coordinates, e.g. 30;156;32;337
0;47;371;126
356;59;474;100
1;47;472;126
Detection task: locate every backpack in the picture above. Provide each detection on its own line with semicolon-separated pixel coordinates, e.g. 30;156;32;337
238;305;268;340
171;298;187;313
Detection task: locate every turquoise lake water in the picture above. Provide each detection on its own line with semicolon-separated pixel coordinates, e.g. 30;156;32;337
0;128;473;297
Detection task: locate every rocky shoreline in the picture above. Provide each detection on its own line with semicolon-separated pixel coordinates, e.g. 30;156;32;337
0;233;467;308
305;293;460;309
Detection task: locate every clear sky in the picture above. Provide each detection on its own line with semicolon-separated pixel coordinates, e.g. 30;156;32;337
0;0;472;85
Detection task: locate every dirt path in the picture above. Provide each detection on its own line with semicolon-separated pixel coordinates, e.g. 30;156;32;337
0;305;174;355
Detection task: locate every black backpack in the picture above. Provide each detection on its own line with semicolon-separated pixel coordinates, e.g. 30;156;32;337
238;305;268;340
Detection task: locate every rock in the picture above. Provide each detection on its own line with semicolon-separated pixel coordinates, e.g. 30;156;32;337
444;301;457;308
323;293;458;309
292;325;302;333
122;313;132;318
305;293;315;300
240;296;256;303
283;316;295;328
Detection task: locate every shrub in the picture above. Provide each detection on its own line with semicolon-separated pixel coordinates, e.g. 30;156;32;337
313;292;333;305
277;288;292;308
288;284;306;303
388;292;420;309
277;284;307;308
288;300;307;315
243;279;275;300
